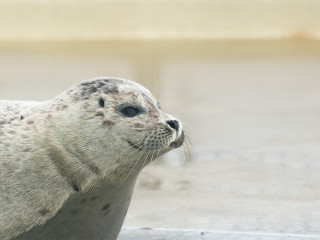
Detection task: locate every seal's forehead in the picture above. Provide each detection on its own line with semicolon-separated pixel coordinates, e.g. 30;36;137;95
70;77;155;102
78;77;129;94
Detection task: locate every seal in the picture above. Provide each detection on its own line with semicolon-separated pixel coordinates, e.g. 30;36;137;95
0;77;185;240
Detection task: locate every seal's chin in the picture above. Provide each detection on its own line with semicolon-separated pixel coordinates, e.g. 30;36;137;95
170;130;185;149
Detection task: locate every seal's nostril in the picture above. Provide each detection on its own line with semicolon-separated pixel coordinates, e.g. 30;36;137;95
166;120;179;132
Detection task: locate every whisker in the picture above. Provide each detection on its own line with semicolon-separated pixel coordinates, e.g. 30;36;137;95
151;73;159;97
139;149;152;174
117;147;147;187
183;136;192;164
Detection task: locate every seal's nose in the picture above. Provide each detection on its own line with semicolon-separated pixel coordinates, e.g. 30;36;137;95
166;120;179;132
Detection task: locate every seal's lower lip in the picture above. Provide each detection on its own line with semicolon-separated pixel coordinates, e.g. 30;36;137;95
170;142;178;148
170;130;185;149
170;140;183;148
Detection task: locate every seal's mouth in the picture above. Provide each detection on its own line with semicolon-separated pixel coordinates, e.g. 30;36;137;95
125;130;185;151
170;130;185;149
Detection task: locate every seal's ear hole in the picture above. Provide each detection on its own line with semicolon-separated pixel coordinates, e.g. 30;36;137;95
98;97;105;108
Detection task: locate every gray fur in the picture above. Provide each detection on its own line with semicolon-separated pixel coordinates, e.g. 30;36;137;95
0;77;184;240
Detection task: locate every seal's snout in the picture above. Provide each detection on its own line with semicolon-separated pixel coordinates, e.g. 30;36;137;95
170;130;185;149
166;120;180;132
166;119;184;148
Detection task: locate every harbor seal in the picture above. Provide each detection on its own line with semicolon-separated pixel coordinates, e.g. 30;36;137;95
0;77;185;240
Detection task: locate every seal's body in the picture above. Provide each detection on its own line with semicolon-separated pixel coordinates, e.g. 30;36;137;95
0;77;184;240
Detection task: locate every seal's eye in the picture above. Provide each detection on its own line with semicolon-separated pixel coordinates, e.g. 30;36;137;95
121;106;140;117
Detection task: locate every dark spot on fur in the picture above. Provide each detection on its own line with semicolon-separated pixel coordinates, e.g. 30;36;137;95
72;184;80;192
98;98;105;107
79;85;98;98
134;123;145;128
80;198;87;204
27;120;34;124
80;82;90;86
73;78;129;102
103;86;119;94
20;115;24;120
103;120;116;126
131;95;138;100
149;111;158;119
102;204;110;211
47;114;52;119
67;88;74;94
62;105;68;109
73;96;80;101
89;86;98;94
0;120;7;126
91;196;98;201
95;111;104;117
97;81;106;88
102;203;111;216
141;93;154;106
82;96;90;100
83;102;91;110
39;209;51;216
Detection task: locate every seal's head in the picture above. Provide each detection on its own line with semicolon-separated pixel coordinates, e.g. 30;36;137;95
49;77;184;184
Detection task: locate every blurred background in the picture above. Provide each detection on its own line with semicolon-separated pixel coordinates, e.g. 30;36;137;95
1;0;320;238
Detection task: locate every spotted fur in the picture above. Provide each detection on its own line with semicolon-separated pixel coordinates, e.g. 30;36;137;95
0;77;184;240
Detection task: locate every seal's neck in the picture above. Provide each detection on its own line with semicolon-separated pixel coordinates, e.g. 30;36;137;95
34;102;103;192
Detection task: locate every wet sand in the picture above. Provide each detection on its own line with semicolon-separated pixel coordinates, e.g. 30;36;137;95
1;40;320;237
